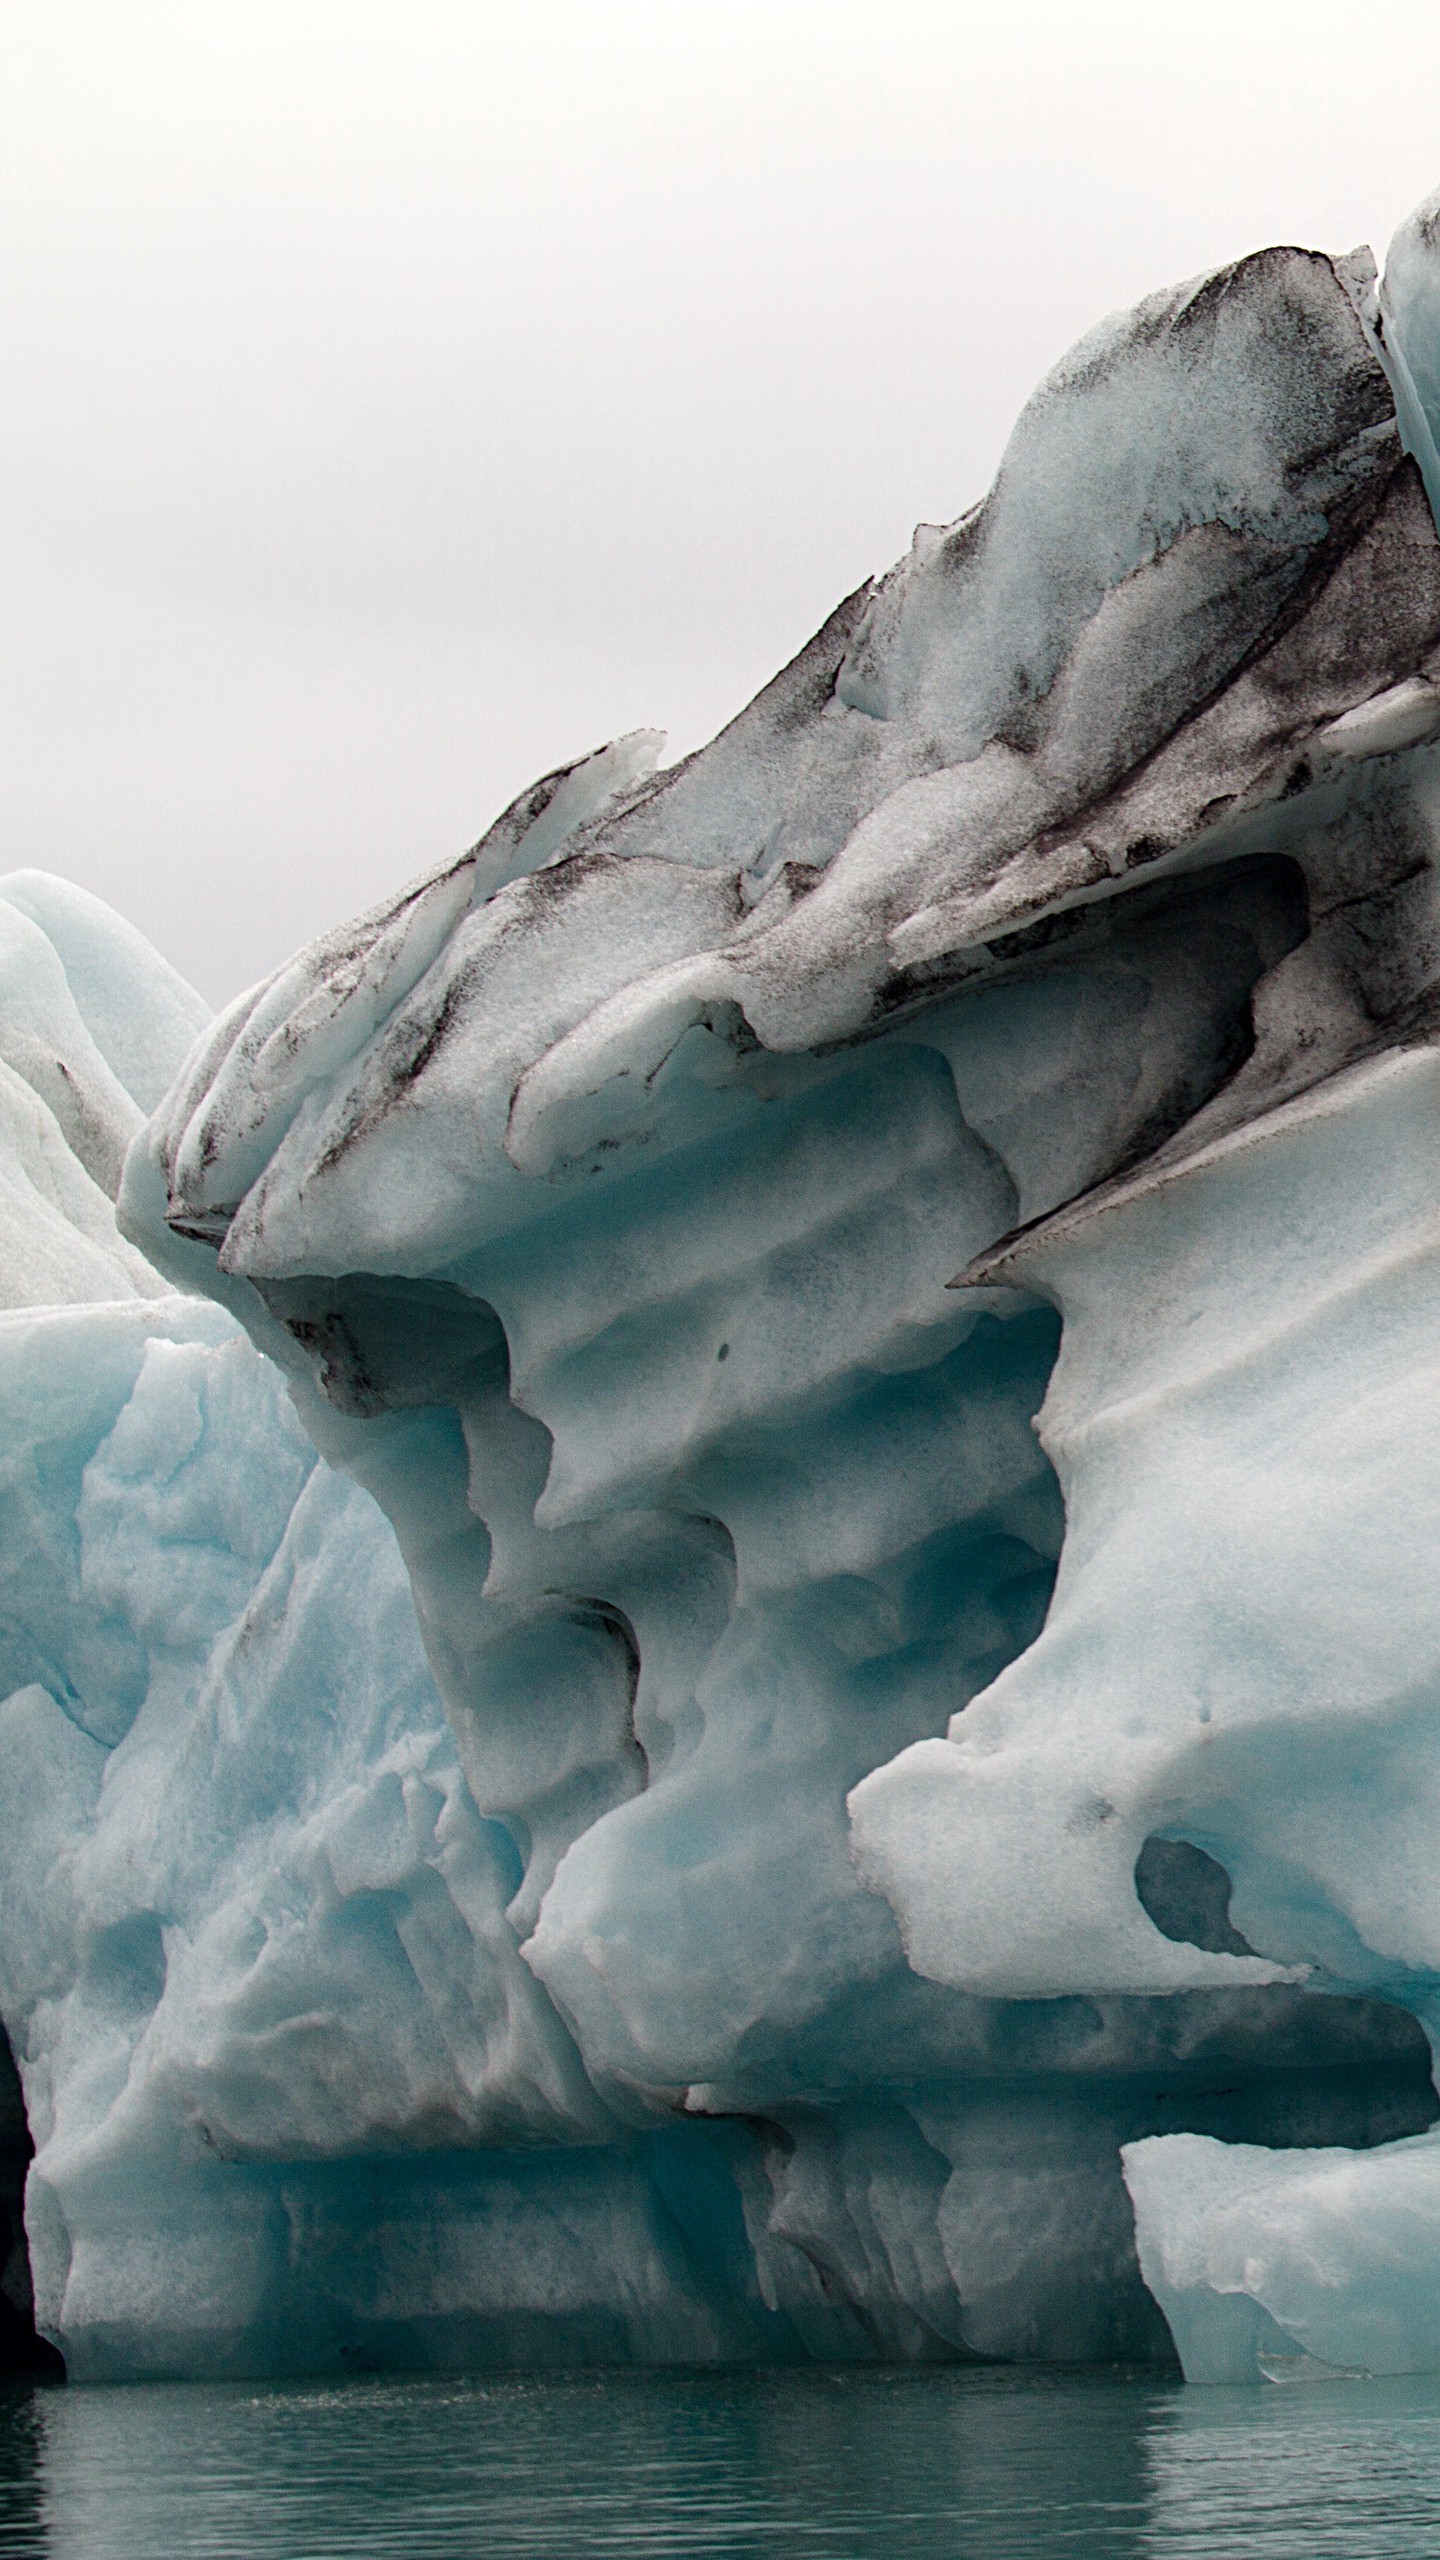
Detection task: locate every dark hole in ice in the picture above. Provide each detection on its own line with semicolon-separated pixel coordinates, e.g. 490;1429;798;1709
0;2030;62;2377
259;1273;510;1419
1135;1835;1258;1957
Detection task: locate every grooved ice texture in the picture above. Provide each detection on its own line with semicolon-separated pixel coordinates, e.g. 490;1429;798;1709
6;200;1440;2381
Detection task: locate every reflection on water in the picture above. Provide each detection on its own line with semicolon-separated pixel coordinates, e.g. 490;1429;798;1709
0;2363;1439;2556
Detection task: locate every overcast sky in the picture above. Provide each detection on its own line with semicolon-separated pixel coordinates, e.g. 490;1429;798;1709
5;0;1440;1003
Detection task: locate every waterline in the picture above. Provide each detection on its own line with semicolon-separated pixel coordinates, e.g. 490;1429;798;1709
1;2362;1439;2557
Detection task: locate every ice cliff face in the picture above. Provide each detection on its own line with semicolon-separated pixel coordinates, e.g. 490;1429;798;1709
8;194;1440;2384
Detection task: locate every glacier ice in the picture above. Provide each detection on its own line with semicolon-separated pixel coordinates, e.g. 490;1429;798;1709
9;198;1440;2381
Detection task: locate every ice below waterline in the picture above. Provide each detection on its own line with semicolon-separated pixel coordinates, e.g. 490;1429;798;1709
9;193;1440;2385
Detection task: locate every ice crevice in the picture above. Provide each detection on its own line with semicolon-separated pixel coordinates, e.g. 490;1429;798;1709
4;194;1440;2378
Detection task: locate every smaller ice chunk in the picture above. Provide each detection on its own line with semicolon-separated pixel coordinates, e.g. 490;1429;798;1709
1125;2128;1440;2384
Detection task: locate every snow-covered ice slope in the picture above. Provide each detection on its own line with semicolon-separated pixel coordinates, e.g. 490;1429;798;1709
12;196;1440;2380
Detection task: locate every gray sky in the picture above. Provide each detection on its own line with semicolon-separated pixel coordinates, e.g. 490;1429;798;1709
5;0;1440;1004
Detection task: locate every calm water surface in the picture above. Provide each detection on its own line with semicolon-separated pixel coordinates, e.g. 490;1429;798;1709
0;2363;1438;2558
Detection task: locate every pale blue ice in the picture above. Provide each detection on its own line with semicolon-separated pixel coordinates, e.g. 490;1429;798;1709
4;195;1440;2385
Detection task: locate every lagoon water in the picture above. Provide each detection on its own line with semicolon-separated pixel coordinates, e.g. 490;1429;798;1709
0;2366;1439;2558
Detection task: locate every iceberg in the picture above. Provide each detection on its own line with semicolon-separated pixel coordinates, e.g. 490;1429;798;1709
8;191;1440;2381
